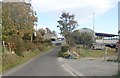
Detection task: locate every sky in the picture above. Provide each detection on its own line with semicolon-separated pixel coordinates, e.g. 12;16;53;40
31;0;119;35
1;0;119;35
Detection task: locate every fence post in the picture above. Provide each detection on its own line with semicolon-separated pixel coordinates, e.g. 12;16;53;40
104;47;108;61
3;41;6;52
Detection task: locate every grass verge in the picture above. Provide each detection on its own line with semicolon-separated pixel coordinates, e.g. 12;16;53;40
0;47;2;73
77;48;116;58
58;45;117;59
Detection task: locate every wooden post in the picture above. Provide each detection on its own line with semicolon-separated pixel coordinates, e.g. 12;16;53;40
8;43;12;53
104;47;108;61
3;41;6;52
31;35;33;43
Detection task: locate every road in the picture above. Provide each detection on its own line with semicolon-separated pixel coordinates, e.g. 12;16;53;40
63;58;118;76
3;46;71;76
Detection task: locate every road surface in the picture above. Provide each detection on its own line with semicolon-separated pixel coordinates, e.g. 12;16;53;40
63;58;118;76
3;46;71;76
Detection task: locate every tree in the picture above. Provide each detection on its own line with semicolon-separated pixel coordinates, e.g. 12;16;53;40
2;2;37;42
71;30;81;44
2;2;37;55
57;12;78;46
38;28;46;36
72;30;93;47
0;2;1;40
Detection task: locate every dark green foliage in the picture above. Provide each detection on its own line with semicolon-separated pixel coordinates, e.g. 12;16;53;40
58;46;69;57
72;30;93;47
58;51;68;57
80;32;93;47
61;46;69;52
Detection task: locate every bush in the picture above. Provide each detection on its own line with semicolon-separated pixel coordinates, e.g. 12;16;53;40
58;46;69;57
7;35;26;56
61;46;69;52
72;30;93;47
58;51;69;57
24;41;36;51
35;43;45;51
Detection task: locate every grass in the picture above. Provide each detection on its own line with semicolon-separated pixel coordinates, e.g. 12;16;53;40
77;47;116;58
0;47;2;73
58;45;117;59
0;46;2;55
2;45;54;73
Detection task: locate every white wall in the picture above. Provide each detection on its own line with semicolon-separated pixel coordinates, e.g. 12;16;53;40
96;39;118;44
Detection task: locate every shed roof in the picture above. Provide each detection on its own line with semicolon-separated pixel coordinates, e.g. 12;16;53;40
95;33;118;37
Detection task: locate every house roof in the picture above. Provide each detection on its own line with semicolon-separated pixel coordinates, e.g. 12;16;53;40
43;33;57;40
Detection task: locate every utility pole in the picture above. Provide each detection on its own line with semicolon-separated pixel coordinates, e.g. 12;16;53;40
118;1;120;67
93;12;95;46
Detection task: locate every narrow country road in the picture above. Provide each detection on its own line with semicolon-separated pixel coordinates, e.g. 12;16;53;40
3;46;71;76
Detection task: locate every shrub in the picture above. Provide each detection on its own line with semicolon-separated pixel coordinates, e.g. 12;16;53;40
44;39;52;45
7;35;26;56
24;41;36;51
61;46;69;52
58;46;69;57
58;51;69;57
36;43;44;51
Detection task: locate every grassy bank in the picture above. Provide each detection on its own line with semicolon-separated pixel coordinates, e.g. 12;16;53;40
77;48;116;58
0;47;2;73
58;45;117;59
2;45;54;73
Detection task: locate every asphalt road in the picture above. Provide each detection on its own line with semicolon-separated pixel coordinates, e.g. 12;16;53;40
3;46;71;76
63;58;118;76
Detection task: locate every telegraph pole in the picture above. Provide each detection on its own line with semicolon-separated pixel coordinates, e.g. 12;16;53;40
93;12;95;45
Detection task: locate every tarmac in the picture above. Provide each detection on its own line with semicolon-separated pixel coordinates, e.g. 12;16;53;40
58;57;118;76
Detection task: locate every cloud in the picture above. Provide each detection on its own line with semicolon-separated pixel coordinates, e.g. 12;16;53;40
32;0;117;12
31;0;118;24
